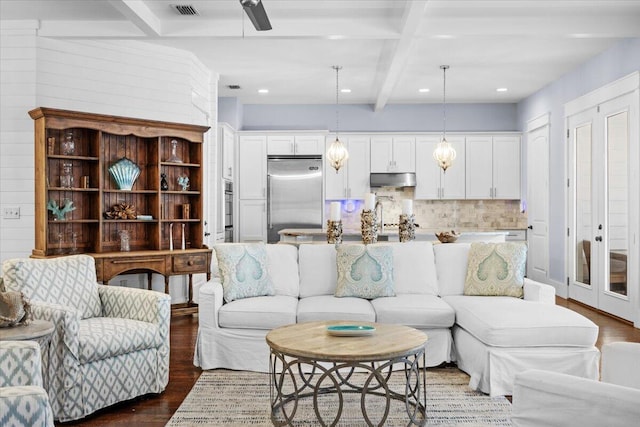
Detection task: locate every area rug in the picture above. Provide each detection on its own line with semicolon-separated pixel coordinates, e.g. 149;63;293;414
166;367;511;426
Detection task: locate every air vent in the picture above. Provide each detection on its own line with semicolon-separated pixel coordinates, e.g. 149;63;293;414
172;4;199;16
227;85;241;90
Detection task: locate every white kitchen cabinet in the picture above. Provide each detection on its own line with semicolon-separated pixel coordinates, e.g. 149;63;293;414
293;135;324;155
325;135;370;199
415;136;466;200
492;136;521;199
220;124;235;181
239;199;267;242
267;135;295;155
466;135;520;199
370;136;415;173
267;134;324;155
238;135;267;200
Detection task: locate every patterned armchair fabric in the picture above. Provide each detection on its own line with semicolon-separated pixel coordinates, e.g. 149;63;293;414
2;255;171;422
0;341;54;427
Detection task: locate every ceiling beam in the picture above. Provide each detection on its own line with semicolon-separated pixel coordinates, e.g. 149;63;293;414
373;0;428;112
107;0;161;36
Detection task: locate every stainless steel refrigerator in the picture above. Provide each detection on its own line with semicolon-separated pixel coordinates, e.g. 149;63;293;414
267;156;323;243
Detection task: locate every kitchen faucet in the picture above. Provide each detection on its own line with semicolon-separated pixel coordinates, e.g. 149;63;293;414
375;195;394;234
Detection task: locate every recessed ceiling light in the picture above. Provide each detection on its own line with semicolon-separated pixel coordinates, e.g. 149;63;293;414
496;88;508;92
258;89;269;94
328;35;345;40
340;88;351;93
419;88;430;93
568;33;594;39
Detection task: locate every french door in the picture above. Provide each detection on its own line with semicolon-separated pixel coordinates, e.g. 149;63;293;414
567;87;638;323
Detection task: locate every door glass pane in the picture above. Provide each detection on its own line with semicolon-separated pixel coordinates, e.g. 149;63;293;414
607;111;628;296
575;124;592;285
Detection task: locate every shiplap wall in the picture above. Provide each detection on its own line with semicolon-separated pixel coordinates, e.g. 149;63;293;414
0;23;216;302
0;24;38;262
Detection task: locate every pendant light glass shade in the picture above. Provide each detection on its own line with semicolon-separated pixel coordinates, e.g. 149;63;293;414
433;137;456;171
327;65;348;172
327;137;349;171
434;65;456;172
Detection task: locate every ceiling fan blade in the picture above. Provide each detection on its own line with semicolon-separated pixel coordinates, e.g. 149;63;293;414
240;0;272;31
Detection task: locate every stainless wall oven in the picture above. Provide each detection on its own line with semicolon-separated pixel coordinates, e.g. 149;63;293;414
224;180;234;242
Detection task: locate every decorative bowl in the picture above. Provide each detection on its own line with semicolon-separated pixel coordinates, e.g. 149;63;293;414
435;230;460;243
326;325;376;337
109;157;140;191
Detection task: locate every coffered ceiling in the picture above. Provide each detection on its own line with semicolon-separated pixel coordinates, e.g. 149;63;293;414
1;0;639;108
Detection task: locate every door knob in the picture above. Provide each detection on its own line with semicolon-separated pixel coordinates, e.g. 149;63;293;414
595;236;602;242
527;225;533;230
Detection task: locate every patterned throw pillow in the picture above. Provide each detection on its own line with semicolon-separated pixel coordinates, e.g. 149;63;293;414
335;244;395;299
2;255;102;319
464;242;527;298
214;243;275;303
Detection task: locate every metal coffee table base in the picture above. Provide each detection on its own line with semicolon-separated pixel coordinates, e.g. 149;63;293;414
269;349;426;427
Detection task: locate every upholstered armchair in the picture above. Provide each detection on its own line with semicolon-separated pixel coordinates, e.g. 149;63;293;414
0;341;54;427
511;342;640;427
2;255;171;422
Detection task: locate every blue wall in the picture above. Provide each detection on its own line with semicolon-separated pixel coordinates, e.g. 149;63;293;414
218;97;243;129
517;37;640;286
237;103;518;132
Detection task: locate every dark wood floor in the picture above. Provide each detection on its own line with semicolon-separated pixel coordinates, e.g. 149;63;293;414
59;298;640;426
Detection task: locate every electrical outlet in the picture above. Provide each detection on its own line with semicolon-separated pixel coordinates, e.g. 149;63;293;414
3;207;20;219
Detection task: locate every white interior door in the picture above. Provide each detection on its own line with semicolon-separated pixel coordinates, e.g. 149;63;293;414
526;115;550;285
568;92;637;322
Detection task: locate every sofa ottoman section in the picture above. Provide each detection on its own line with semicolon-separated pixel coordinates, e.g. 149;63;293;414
444;295;600;396
444;295;599;348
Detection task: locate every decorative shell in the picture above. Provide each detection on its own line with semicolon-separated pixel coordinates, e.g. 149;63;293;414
435;230;460;243
109;157;141;191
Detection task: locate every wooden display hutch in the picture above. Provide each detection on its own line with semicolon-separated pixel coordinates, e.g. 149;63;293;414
29;107;212;315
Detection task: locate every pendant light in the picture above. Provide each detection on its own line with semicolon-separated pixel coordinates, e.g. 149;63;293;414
433;65;456;172
326;65;349;173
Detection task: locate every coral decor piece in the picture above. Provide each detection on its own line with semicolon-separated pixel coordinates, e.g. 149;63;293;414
104;202;137;220
177;175;190;191
47;199;76;220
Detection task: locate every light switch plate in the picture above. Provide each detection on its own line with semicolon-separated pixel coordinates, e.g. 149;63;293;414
3;207;20;219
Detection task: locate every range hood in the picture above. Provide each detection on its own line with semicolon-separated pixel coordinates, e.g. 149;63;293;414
370;172;416;188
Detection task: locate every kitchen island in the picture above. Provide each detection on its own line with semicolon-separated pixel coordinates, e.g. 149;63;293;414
278;228;510;244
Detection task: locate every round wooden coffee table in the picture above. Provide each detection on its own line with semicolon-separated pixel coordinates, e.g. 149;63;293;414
266;321;428;426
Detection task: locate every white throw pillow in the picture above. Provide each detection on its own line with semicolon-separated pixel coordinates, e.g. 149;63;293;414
433;243;471;296
381;241;439;295
266;244;299;297
298;244;338;297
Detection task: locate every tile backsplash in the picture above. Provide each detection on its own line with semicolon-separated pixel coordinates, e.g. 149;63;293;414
325;188;527;232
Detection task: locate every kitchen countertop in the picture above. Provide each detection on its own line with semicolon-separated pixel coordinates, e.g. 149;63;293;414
278;228;512;243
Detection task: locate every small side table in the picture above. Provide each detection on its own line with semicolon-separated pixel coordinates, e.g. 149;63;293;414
0;319;55;388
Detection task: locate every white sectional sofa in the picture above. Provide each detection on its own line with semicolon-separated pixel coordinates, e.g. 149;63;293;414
194;241;600;396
